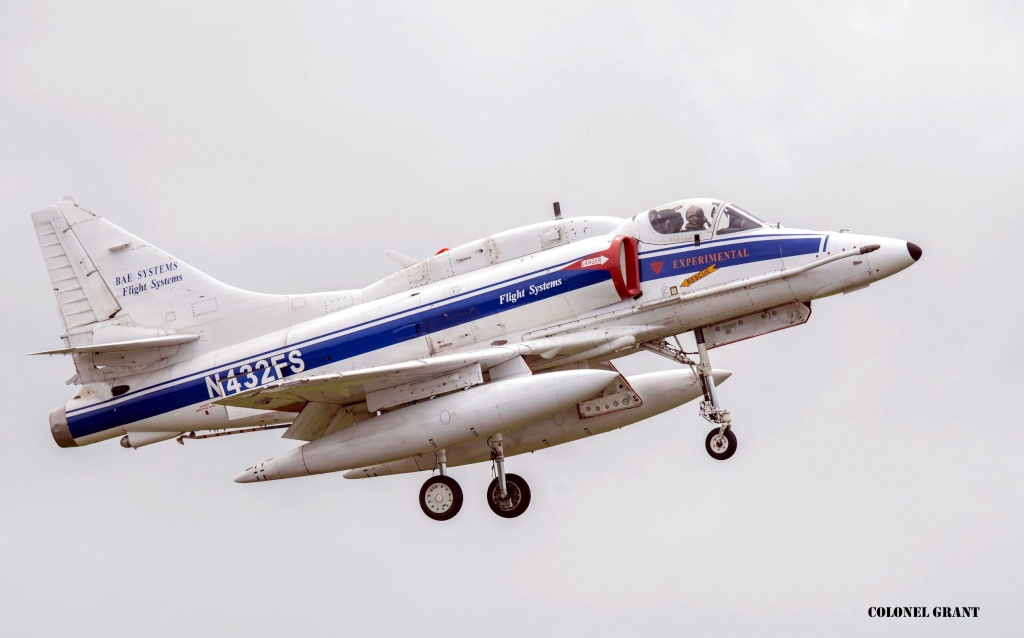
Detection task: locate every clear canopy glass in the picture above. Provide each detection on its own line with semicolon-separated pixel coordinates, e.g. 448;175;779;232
714;204;767;235
644;199;767;237
646;198;722;235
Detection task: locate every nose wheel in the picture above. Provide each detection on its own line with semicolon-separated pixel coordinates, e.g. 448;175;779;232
705;427;737;460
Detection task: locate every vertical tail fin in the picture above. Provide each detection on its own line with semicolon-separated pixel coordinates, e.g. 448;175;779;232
32;199;286;334
31;199;296;383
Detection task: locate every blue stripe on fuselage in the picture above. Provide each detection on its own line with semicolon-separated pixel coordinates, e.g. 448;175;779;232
637;233;823;258
67;234;824;439
781;237;823;258
639;235;821;281
68;248;612;417
66;267;610;438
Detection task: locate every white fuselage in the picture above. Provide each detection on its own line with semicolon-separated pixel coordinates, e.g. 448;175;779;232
55;213;917;447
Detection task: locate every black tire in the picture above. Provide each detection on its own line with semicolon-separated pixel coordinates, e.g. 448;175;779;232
419;475;464;521
705;427;738;461
486;473;531;518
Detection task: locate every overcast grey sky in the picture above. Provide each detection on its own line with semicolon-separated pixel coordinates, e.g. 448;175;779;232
2;1;1022;636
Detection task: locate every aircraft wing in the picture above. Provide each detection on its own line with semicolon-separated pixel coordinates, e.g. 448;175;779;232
213;329;648;441
214;345;529;413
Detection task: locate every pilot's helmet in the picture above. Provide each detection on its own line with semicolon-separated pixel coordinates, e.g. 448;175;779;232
685;204;706;225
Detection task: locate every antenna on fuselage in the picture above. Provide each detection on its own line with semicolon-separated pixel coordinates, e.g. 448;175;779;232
553;202;562;219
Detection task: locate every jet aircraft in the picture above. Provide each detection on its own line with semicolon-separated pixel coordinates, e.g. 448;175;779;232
31;197;920;520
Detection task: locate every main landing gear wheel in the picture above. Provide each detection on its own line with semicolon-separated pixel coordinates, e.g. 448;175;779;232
419;475;464;521
705;427;737;461
486;473;531;518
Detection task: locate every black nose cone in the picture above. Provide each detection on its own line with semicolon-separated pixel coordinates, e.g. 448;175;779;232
906;242;922;262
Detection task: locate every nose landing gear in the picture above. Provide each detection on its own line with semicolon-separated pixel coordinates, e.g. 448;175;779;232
640;327;738;461
694;326;737;461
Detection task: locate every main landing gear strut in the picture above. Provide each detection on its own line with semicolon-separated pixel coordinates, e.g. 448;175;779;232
486;433;531;518
417;438;532;521
640;327;738;461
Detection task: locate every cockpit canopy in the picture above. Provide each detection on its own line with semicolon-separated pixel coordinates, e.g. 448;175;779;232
640;198;767;243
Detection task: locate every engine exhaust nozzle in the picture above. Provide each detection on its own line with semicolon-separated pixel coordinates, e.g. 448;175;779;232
50;405;76;448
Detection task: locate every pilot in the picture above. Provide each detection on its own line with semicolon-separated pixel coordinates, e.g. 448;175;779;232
683;205;709;231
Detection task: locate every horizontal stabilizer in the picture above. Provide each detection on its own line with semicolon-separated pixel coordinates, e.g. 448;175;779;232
30;333;199;355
